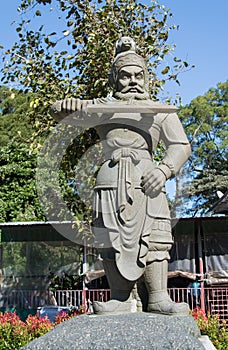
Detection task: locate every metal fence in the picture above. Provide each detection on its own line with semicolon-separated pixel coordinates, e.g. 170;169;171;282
1;287;227;323
168;287;228;323
53;289;111;313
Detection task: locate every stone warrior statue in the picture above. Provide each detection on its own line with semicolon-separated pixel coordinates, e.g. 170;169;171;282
51;37;191;315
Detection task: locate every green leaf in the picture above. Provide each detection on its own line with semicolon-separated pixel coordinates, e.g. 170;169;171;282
161;66;170;74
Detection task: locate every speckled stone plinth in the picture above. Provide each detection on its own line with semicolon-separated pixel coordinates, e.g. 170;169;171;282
21;312;210;350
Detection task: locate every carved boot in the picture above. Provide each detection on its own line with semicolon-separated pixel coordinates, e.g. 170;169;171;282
93;259;136;315
144;260;189;316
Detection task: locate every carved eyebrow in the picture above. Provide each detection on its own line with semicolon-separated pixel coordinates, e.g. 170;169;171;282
119;70;131;76
135;71;144;76
119;67;144;74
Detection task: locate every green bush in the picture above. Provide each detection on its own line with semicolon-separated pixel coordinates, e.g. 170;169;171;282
0;309;84;349
2;308;227;349
0;311;53;349
191;308;228;350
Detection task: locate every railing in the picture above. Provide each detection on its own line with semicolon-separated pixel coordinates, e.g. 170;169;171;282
0;289;57;309
53;289;111;313
168;287;228;324
0;288;227;324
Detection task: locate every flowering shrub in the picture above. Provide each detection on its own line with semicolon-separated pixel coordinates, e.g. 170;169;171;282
25;314;54;339
55;310;73;325
0;311;27;349
191;308;228;350
54;308;84;325
0;311;53;350
0;308;86;349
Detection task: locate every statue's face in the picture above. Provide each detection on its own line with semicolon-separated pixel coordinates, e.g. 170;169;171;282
116;66;145;97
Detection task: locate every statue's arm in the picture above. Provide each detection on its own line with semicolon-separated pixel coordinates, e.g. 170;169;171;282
142;113;191;197
157;113;191;179
51;98;94;123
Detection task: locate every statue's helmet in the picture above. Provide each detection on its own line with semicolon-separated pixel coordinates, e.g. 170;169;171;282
108;37;149;92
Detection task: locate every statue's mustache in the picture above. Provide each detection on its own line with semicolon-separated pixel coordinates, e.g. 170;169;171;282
120;85;145;93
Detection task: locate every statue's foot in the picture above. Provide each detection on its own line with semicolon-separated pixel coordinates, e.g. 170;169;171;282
93;299;133;315
147;299;189;316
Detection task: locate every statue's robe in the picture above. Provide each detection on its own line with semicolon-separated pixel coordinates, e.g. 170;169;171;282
66;98;190;281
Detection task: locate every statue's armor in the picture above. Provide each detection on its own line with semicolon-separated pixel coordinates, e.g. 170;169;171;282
51;37;191;315
92;108;190;281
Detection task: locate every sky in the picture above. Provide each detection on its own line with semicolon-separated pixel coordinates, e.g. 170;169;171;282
160;0;228;104
0;0;228;105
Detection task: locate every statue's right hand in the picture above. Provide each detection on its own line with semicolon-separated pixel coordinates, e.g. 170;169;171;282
51;98;90;121
51;98;93;122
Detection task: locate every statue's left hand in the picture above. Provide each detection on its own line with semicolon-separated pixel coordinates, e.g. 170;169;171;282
142;168;166;196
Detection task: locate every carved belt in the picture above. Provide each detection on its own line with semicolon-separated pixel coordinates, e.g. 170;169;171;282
110;148;151;220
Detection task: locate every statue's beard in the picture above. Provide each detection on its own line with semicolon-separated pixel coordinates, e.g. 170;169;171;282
114;90;149;100
114;86;149;100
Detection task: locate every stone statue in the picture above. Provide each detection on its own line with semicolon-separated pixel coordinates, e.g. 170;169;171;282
51;37;191;316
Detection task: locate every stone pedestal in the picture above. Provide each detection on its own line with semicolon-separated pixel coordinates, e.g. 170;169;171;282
21;312;215;350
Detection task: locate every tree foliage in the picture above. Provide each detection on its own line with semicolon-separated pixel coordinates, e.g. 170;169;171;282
0;141;45;222
178;80;228;215
0;87;45;221
0;85;100;223
0;86;34;146
1;0;192;137
0;0;193;223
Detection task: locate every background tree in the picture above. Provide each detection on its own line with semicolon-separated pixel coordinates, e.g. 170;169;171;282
0;86;34;146
0;87;45;221
1;0;193;224
1;0;192;138
173;80;228;216
0;87;96;223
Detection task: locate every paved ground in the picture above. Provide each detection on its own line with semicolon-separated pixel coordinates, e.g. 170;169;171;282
21;312;207;350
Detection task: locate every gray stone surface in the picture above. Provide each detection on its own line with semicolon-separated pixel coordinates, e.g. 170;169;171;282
21;313;206;350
